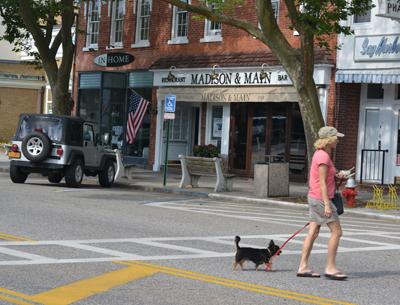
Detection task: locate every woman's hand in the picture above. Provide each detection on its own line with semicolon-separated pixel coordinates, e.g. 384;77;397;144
335;171;347;179
324;204;333;217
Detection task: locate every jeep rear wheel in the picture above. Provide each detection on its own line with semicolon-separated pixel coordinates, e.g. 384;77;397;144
98;160;115;187
22;132;51;162
48;172;63;183
10;164;28;183
65;159;84;187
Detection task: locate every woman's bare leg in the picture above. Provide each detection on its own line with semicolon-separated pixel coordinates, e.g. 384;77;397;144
325;220;346;276
298;222;320;273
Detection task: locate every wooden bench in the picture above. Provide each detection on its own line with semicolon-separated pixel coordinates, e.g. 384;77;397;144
178;155;236;192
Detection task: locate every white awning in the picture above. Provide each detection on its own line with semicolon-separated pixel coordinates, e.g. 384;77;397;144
157;86;299;103
336;70;400;84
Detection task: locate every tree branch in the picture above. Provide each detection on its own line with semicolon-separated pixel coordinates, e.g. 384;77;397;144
18;0;58;84
50;29;62;56
161;0;264;40
283;0;301;32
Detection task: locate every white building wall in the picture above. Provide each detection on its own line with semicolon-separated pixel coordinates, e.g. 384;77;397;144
337;0;400;72
0;17;21;61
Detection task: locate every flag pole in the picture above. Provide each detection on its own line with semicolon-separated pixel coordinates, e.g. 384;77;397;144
163;119;170;186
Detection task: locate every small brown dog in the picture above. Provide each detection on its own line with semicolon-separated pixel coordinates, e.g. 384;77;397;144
233;236;281;271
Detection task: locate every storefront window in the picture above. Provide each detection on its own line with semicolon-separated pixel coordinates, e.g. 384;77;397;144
290;104;306;176
270;104;286;157
79;89;101;127
102;88;125;149
397;85;400;100
211;106;223;149
397;112;400;166
125;87;151;158
251;104;266;168
367;84;384;99
231;103;248;170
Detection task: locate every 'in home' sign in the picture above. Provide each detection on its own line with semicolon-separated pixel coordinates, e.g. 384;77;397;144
94;53;134;67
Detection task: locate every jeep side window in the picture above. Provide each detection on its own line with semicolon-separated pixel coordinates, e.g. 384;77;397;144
83;124;94;143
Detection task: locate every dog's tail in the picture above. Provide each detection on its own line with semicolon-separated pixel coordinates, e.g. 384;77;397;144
235;236;241;249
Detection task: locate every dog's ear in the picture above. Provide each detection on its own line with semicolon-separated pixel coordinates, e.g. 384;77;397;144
269;240;275;247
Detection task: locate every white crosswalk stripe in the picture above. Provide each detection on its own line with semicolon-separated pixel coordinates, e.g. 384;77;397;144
0;199;398;266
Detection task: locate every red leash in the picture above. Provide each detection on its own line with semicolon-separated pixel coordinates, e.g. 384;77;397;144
266;222;310;270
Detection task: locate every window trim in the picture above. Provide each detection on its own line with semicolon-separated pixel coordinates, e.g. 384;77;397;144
200;2;222;43
85;0;101;49
110;0;125;47
168;1;189;45
132;0;152;48
353;8;372;24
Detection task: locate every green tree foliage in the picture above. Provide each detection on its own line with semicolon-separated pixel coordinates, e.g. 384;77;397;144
161;0;373;157
0;0;76;114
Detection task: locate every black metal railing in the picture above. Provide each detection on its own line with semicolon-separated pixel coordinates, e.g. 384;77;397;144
360;145;388;185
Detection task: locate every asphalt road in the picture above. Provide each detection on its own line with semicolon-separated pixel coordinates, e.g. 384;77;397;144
0;172;399;305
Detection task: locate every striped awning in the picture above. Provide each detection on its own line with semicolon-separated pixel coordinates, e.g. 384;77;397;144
336;70;400;84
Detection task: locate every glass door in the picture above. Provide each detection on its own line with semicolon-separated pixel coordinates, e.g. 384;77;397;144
251;104;267;170
230;103;249;172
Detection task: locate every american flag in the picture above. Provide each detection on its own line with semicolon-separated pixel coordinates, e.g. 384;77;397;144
126;91;150;144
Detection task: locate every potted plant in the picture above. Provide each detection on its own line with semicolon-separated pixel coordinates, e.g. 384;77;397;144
193;144;219;158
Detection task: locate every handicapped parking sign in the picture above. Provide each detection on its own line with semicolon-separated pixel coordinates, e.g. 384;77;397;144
164;95;176;113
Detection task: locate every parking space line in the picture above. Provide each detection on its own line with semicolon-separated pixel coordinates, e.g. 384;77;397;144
117;261;357;305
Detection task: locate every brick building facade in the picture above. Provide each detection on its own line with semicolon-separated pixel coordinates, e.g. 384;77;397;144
73;0;338;181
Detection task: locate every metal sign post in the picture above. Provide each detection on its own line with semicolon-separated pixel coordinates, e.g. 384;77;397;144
163;95;176;187
163;119;170;186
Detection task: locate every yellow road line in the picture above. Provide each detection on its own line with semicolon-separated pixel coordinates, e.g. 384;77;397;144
30;264;157;305
0;288;38;305
118;261;357;305
0;232;33;241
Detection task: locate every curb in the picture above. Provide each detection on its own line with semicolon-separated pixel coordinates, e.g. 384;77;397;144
208;193;308;210
124;183;210;198
125;183;400;221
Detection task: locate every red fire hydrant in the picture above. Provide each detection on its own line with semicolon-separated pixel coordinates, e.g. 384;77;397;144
342;178;357;208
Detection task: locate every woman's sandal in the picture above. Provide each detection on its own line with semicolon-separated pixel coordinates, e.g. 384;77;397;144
296;271;321;278
324;272;347;280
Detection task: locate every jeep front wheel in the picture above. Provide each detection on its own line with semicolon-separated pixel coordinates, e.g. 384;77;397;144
65;159;84;187
98;160;115;187
10;164;28;183
48;172;63;183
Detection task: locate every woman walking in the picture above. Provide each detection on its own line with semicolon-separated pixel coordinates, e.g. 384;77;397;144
297;126;347;280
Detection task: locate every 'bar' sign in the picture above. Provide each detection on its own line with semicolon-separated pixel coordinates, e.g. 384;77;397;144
94;53;134;67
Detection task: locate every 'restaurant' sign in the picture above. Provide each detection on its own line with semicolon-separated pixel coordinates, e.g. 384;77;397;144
94;53;134;67
377;0;400;20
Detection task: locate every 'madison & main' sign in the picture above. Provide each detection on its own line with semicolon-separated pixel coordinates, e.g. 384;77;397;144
94;53;134;67
154;70;291;87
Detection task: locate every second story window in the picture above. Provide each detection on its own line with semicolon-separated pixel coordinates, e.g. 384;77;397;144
133;0;152;47
86;0;101;48
271;0;279;19
354;8;371;23
110;0;125;47
169;0;189;44
201;3;222;43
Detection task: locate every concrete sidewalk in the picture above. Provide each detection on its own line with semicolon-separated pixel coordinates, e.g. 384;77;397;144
1;152;400;221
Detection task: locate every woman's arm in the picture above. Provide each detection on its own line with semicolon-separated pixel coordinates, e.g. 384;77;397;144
319;164;333;217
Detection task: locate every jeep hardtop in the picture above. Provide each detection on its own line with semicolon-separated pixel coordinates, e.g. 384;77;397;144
8;113;117;187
